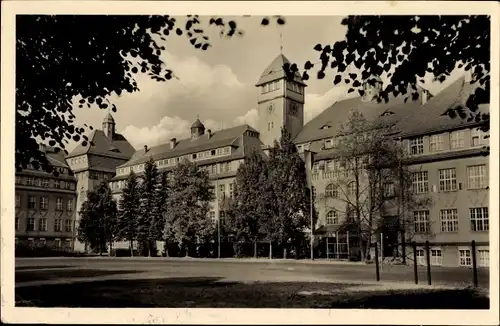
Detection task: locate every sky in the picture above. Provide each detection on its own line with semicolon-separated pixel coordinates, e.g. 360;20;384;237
70;15;466;152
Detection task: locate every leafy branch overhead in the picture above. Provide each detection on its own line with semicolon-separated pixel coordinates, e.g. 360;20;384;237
283;15;490;131
16;15;285;174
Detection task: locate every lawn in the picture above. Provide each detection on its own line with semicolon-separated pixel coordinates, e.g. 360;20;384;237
15;273;489;308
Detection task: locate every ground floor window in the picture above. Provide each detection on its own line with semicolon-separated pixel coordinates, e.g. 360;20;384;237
430;248;442;266
40;238;46;246
27;238;34;247
459;248;472;266
54;238;61;248
478;249;489;267
416;249;425;265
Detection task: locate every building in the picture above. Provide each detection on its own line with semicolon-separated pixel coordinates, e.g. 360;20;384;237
396;76;490;267
65;113;135;251
102;51;488;266
15;145;78;250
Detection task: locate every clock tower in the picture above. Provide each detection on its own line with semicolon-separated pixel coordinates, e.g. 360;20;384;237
256;54;307;148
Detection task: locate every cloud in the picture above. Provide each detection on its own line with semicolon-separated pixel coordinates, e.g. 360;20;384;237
232;108;258;129
304;85;357;123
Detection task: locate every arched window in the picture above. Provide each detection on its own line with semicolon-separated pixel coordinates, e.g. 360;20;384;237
326;211;338;225
347;181;356;196
325;184;338;198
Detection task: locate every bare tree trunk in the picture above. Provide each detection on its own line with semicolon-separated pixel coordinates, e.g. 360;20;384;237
164;239;169;257
130;239;134;257
253;240;257;259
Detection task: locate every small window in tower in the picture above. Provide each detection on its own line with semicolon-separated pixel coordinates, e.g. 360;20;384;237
211;149;216;156
192;153;197;160
275;80;281;90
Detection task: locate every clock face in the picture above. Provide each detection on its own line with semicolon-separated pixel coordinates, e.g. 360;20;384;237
268;103;274;114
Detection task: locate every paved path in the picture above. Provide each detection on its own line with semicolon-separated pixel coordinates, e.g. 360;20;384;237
15;256;489;289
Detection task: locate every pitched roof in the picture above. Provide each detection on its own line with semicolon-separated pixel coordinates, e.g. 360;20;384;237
395;76;488;138
116;124;261;169
256;54;306;86
45;146;71;168
66;129;135;159
294;89;426;144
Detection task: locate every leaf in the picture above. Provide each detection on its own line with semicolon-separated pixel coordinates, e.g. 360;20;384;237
304;61;314;70
317;71;325;79
334;75;342;85
261;18;269;26
348;88;355;93
314;44;322;52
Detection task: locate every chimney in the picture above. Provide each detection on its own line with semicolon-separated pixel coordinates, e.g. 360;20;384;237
206;129;212;139
170;138;177;149
144;145;148;153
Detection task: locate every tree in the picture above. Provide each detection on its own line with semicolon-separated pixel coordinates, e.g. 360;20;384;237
165;160;214;256
154;170;170;256
117;170;140;256
78;181;118;255
227;150;268;258
316;110;432;262
264;128;312;258
16;15;285;175
138;158;159;256
284;15;490;131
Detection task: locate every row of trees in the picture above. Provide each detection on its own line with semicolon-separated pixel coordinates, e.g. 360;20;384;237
78;127;313;258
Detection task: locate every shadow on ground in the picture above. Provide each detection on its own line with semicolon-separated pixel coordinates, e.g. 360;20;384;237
15;265;75;271
15;276;489;309
15;269;144;283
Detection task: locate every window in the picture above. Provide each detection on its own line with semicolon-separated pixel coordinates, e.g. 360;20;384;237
347;182;356;196
40;196;48;210
324;139;333;149
478;249;489;267
450;130;465;149
211;150;216;156
65;220;72;232
412;171;428;193
312;163;319;173
54;219;62;232
429;134;444;152
221;162;230;173
15;217;20;231
470;207;488;231
54;239;61;248
54;180;60;189
219;184;225;198
414;210;430;233
27;218;36;231
297;145;304;153
440;209;458;232
56;198;63;211
39;218;47;232
27;177;35;186
192;154;197;160
326;211;338;225
229;183;234;199
219;211;226;225
41;178;49;188
67;199;73;212
409;137;424;155
471;128;487;147
416;249;426;266
210;211;216;224
40;238;47;246
28;196;36;209
439;168;457;191
312;186;316;201
325;184;338;198
15;175;21;184
467;165;487;189
211;165;217;174
15;194;20;207
459;248;472;266
431;249;442;266
383;183;395;198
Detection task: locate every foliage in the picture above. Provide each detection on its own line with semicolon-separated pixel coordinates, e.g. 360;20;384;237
284;15;490;130
117;170;140;255
154;170;170;242
77;181;118;254
264;128;312;249
137;157;159;256
16;15;285;174
165;160;214;254
227;150;268;244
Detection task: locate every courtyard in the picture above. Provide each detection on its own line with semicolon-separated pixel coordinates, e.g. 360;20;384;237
15;257;489;308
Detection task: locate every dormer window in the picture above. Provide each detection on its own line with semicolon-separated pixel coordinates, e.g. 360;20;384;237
381;110;395;117
321;124;331;130
324;139;333;149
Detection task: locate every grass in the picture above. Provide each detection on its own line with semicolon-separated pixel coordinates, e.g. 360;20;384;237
15;275;489;309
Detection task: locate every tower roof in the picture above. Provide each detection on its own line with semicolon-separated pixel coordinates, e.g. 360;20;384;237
191;118;205;129
103;112;115;124
256;54;306;87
